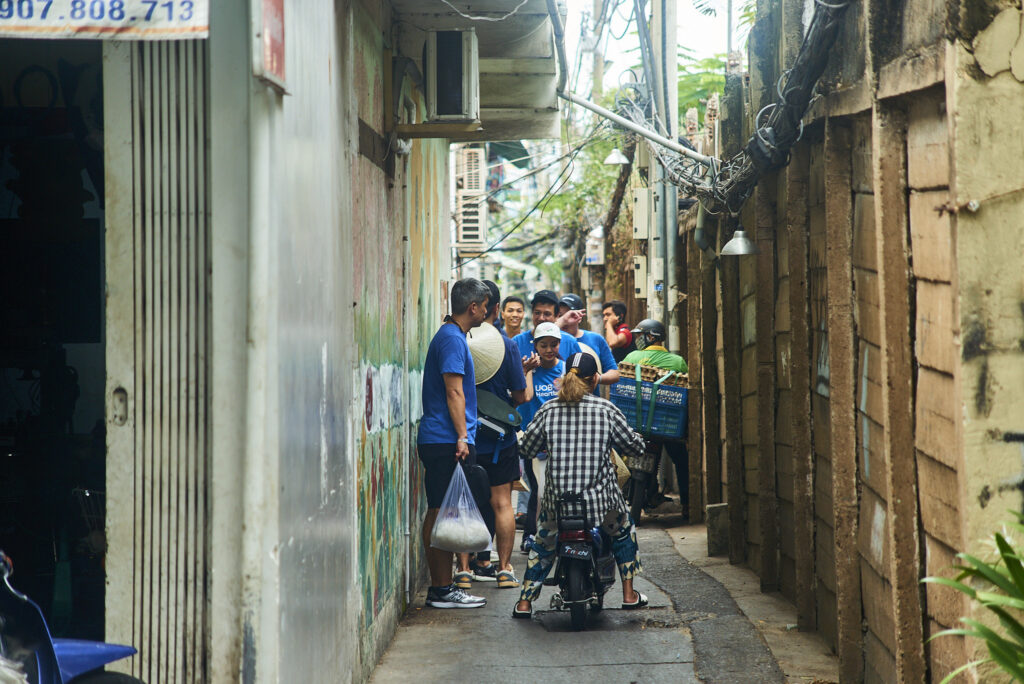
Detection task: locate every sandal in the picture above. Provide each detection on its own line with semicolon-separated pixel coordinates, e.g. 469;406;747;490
621;590;649;609
512;602;532;619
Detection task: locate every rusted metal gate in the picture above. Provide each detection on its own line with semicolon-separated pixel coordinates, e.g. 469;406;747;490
104;40;211;684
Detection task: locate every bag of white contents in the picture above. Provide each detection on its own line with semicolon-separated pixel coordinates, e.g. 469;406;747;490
430;463;492;552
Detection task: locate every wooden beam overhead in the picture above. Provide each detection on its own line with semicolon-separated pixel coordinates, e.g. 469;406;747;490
394;121;483;138
479;58;558;75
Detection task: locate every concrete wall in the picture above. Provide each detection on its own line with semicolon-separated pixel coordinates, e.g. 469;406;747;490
687;0;1024;680
207;0;450;681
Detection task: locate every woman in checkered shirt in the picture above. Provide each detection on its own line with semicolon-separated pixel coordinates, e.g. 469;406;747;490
512;352;649;618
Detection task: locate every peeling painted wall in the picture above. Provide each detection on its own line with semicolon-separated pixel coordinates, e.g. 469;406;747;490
349;4;450;677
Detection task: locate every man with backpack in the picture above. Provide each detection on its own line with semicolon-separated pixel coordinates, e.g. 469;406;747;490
459;280;534;590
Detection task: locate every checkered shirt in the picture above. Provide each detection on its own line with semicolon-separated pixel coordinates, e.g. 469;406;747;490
519;394;646;522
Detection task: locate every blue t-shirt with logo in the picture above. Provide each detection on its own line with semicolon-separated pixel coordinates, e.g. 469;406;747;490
475;335;528;454
512;330;582;362
577;330;618;374
418;323;478;445
518;361;565;429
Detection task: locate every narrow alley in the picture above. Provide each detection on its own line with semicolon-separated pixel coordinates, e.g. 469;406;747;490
1;0;1023;681
372;513;831;684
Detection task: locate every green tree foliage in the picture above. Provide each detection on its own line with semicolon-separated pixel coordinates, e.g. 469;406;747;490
677;48;726;123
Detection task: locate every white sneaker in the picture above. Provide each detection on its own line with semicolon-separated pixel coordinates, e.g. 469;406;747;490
426;585;487;609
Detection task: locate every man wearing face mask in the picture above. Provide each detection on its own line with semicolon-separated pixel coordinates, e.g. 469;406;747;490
622;319;690;516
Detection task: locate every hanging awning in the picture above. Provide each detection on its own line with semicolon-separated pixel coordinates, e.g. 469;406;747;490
489;141;532;169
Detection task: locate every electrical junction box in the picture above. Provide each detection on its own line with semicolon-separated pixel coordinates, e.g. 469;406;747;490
426;29;480;122
584;237;604;265
581;266;591;291
633;188;649;239
633;255;648;298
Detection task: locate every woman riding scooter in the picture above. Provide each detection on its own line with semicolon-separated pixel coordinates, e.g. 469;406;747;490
512;352;649;618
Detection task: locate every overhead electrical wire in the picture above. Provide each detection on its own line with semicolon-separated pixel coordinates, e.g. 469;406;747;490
545;0;851;217
438;0;531;22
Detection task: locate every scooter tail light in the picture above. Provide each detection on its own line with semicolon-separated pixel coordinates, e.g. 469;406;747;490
558;530;591;542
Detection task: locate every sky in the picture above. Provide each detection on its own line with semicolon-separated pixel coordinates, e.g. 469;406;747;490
562;0;733;96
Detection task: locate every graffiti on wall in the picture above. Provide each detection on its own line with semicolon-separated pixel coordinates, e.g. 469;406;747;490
351;3;449;634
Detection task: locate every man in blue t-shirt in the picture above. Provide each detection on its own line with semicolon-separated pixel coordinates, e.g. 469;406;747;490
417;277;491;609
512;289;582;365
460;280;534;590
557;293;620;393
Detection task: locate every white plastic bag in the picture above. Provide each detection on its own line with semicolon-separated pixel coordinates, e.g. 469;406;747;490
430;463;491;552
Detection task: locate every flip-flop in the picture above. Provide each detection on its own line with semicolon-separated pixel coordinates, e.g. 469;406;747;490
621;591;649;609
511;603;533;619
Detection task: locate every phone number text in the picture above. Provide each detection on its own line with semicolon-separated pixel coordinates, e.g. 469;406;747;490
0;0;196;22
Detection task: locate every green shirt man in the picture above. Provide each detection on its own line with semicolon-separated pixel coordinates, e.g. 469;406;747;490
623;344;688;374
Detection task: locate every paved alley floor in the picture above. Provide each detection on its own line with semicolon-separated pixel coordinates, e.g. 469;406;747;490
371;515;785;684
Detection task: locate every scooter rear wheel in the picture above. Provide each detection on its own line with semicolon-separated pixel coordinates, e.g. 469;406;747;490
567;562;587;631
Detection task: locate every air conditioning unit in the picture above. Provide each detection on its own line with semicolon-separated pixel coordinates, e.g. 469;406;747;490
426;29;480;122
455;147;487;249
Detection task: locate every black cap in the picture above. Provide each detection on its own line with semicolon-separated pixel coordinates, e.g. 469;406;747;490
531;289;559;307
566;352;599;378
558;293;585;311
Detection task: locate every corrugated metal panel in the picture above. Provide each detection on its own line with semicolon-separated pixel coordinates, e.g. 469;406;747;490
108;40;210;684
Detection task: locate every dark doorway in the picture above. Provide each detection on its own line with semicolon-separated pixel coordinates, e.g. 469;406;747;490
0;39;106;641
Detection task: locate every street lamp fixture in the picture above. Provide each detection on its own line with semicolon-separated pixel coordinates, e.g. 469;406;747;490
603;148;629;165
720;228;757;256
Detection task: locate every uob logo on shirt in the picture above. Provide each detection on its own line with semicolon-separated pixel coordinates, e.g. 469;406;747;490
535;383;557;397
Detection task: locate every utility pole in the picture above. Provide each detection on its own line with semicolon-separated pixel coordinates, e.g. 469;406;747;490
662;0;680;353
647;0;666;326
589;0;606;332
648;0;677;351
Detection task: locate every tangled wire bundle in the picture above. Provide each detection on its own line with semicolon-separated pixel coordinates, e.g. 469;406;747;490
619;0;851;216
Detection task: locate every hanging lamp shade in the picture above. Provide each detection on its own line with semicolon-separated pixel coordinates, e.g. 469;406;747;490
720;229;758;256
602;147;629;165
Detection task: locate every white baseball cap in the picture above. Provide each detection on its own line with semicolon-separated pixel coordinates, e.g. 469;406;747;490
533;321;562;341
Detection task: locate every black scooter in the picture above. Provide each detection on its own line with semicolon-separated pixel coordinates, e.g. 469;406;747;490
0;551;144;684
544;493;617;631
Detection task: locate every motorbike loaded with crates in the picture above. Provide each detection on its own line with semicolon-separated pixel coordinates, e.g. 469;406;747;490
0;550;145;684
543;492;618;631
610;363;689;522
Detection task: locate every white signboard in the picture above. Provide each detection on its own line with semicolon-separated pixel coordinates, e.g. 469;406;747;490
0;0;208;39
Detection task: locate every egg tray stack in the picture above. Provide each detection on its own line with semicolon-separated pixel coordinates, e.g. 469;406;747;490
617;362;689;388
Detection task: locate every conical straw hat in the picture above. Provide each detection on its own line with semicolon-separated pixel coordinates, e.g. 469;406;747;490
467;321;506;385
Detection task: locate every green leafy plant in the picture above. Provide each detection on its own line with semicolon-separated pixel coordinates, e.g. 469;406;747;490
923;512;1024;682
